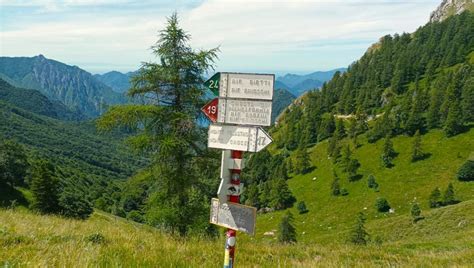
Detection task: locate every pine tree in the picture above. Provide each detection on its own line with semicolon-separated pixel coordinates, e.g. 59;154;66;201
278;211;297;243
30;160;60;214
335;118;346;139
331;174;341;196
367;174;378;189
327;137;341;162
411;130;425;162
410;203;422;223
405;90;426;135
0;140;29;187
381;136;396;168
375;197;391;212
97;13;219;235
444;100;464;137
347;158;360;182
443;183;457;205
295;147;311;174
349;212;369;245
341;144;352;171
461;76;474;123
457;160;474;181
429;188;442;208
297;201;309;214
269;178;296;210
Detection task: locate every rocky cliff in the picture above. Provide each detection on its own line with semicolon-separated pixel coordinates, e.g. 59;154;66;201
430;0;473;22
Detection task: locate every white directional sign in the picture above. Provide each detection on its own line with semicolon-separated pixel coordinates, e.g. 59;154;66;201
218;73;274;100
210;198;257;235
217;98;272;126
208;124;273;152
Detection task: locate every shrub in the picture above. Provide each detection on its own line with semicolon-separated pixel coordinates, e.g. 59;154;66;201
278;211;296;243
457;160;474;181
349;212;369;245
429;188;442;208
86;233;106;244
340;188;349;196
59;190;93;220
443;183;457;205
410;203;423;223
297;201;308;214
127;210;145;223
375;197;391;212
367;174;378;189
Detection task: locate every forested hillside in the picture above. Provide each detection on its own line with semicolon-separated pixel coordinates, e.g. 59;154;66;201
239;10;474;244
0;78;82;121
0;55;126;117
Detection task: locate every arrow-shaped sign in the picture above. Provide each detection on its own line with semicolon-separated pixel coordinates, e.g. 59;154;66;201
201;98;219;122
204;73;221;96
208;124;272;152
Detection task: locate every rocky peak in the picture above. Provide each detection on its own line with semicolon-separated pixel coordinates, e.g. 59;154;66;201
430;0;473;22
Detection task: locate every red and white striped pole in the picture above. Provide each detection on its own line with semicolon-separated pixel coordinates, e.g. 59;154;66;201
223;150;243;268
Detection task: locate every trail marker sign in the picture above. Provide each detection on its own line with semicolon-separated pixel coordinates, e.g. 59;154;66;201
205;72;274;100
201;98;219;122
210;198;256;235
208;124;272;152
201;98;273;126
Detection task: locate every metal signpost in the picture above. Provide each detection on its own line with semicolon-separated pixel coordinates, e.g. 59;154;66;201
202;72;274;268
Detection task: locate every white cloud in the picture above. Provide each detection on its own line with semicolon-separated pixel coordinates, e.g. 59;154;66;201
1;0;441;73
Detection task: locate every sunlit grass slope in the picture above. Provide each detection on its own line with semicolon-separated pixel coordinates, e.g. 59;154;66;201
257;129;474;245
1;205;473;267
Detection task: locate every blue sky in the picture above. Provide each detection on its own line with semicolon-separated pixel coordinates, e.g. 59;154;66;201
0;0;441;75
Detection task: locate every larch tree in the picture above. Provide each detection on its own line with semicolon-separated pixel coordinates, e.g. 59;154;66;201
97;13;219;236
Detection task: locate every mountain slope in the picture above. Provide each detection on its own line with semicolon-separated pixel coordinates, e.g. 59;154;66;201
0;200;472;266
277;68;346;96
272;88;296;122
0;55;127;117
94;71;135;93
0;100;146;184
0;78;82;121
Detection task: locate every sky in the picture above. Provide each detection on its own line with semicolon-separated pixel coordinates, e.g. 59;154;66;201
0;0;441;75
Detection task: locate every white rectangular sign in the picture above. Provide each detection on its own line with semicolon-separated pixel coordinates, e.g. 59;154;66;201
219;73;274;101
210;198;257;235
208;124;272;152
217;98;272;126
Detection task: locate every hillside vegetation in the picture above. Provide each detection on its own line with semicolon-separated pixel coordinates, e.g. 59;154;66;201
0;201;472;267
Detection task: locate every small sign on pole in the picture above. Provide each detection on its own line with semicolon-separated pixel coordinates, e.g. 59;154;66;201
210;198;257;235
208;124;272;152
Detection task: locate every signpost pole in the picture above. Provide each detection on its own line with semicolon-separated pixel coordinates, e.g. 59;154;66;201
223;150;243;268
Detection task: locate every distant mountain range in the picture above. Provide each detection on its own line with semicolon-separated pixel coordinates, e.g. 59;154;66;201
276;68;347;96
0;55;127;118
94;71;137;94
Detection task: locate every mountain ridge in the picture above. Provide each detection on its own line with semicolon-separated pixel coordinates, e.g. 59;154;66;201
0;55;127;118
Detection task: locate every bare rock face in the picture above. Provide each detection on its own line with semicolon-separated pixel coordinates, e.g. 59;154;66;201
430;0;473;22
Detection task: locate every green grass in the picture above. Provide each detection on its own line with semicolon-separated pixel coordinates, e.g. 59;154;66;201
256;129;474;244
1;204;473;267
1;129;473;266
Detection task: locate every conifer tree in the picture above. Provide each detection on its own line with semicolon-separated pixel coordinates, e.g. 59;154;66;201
405;90;426;135
335;118;346;139
295;147;311;174
347;158;360;182
331;174;341;196
0;140;29;187
278;211;297;243
297;201;309;214
269;178;296;210
444;100;464;137
381;136;396;168
443;183;457;205
367;174;378;189
410;203;422;222
457;160;474;181
461;77;474;123
411;130;425;162
341;144;352;171
349;212;369;245
97;13;219;235
375;197;391;212
30;160;60;214
429;188;442;208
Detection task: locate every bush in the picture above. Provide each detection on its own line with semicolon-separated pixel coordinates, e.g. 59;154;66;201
297;201;308;214
86;233;106;244
457;160;474;181
127;210;145;223
278;211;296;243
375;197;391;212
340;188;349;196
349;212;369;245
59;190;93;220
429;188;442;208
367;174;378;189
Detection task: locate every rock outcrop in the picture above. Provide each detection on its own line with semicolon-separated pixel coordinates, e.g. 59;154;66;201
430;0;473;22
